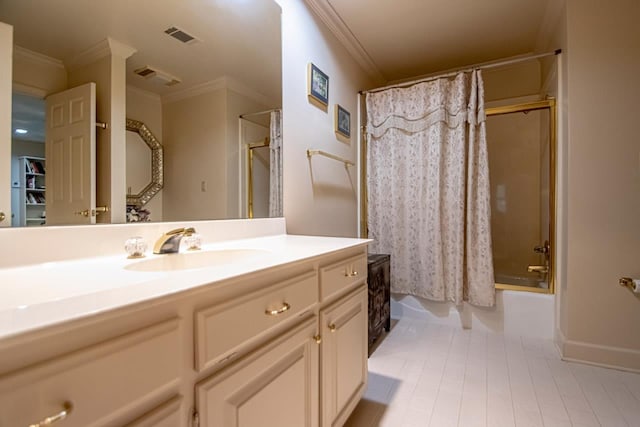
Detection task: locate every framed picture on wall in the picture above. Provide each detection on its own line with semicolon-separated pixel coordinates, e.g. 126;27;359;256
307;63;329;106
335;104;351;138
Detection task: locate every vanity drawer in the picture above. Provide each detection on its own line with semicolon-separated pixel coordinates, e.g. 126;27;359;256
195;271;318;372
0;318;181;427
320;254;367;301
125;395;184;427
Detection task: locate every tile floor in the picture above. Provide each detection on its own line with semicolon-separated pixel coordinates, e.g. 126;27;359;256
345;317;640;427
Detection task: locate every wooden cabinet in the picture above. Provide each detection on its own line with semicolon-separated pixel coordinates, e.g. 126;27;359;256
367;253;391;352
0;319;181;427
124;396;184;427
0;245;369;427
196;318;319;427
194;270;318;372
319;286;368;427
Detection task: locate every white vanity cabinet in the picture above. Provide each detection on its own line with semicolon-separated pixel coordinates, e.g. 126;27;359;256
319;287;368;427
0;318;183;427
195;318;319;427
318;254;369;427
0;241;369;427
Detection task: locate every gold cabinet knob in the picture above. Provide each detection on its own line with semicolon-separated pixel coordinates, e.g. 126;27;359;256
313;334;322;344
0;212;5;222
328;323;337;333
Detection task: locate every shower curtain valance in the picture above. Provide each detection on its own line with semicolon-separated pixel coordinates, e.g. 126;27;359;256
366;72;485;138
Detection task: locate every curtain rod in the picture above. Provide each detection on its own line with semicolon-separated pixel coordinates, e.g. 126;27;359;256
360;49;561;95
239;108;281;119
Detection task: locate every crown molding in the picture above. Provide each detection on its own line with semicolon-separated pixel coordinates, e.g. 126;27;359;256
303;0;385;83
14;45;65;70
12;82;48;99
162;76;271;107
224;76;271;106
67;37;136;71
161;77;227;104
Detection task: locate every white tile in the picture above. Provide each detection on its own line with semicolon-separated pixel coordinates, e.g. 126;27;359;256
345;320;640;427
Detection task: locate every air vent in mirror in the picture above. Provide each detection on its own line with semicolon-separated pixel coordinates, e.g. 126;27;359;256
164;27;200;44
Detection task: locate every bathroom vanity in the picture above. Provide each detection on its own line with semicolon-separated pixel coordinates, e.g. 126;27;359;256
0;221;370;427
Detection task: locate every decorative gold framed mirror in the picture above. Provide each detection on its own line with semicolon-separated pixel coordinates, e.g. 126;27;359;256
126;118;163;207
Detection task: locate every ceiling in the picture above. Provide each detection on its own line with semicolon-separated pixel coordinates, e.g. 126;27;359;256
313;0;554;83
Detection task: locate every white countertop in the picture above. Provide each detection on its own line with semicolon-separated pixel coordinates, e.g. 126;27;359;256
0;234;370;341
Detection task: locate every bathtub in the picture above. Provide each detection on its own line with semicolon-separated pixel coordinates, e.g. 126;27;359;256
391;289;554;339
494;273;548;289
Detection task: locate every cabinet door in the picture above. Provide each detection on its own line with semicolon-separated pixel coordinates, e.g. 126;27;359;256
320;286;368;427
196;318;319;427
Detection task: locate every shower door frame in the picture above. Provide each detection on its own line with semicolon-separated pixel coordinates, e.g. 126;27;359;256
246;138;270;219
486;98;557;294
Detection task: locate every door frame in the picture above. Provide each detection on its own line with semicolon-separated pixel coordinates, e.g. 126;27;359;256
485;98;557;294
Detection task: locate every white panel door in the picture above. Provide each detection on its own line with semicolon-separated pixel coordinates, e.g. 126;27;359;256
0;23;13;227
45;83;96;225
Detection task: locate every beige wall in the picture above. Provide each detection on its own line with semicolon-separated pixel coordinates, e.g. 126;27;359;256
68;53;127;223
483;61;541;102
561;0;640;369
162;90;227;221
0;23;11;227
126;86;163;221
278;1;376;237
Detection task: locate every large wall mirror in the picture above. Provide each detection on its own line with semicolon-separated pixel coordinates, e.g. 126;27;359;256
1;0;282;227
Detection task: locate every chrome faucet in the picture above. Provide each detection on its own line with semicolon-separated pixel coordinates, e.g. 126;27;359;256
153;227;196;254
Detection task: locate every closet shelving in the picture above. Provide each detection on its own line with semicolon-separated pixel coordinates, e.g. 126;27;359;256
18;156;46;226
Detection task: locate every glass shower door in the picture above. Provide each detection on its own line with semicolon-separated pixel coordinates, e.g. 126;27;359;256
485;100;555;292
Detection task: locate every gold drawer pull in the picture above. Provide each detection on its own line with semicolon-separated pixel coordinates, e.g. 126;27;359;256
29;402;73;427
328;323;337;332
344;271;359;277
313;334;322;344
265;302;291;316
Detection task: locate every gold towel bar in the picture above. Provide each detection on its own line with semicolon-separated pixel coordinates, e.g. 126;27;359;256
307;149;355;167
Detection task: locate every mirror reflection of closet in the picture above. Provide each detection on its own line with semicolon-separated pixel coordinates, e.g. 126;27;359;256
1;0;282;227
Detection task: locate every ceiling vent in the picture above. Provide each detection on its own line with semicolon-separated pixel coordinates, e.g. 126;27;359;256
134;66;181;86
164;26;200;44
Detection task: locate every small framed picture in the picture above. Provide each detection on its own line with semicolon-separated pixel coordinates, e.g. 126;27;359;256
335;104;351;138
308;63;329;106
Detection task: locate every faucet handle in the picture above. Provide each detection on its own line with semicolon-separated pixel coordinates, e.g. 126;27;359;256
533;240;550;254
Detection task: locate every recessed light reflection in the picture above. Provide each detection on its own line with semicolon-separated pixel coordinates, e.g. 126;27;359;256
14;129;28;134
17;305;29;309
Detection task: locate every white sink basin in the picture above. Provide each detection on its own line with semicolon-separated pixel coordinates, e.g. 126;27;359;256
125;249;269;272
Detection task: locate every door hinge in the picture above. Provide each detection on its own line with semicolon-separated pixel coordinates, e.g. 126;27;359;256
192;410;200;427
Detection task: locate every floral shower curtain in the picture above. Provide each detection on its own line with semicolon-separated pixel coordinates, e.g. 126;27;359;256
366;70;495;307
269;110;283;217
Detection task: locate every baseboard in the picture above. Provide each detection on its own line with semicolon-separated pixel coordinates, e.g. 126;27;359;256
561;338;640;372
553;326;566;357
